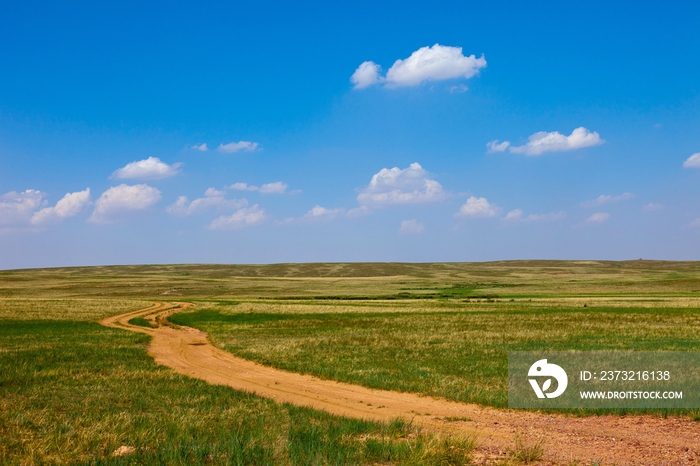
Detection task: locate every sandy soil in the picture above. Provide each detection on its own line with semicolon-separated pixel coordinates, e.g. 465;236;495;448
100;303;700;465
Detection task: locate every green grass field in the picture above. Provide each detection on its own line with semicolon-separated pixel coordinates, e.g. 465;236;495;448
0;311;474;465
2;261;700;464
168;305;700;410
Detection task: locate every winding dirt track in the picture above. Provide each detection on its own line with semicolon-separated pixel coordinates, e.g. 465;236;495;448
100;303;700;465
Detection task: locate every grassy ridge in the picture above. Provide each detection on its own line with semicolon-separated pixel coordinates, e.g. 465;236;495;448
2;261;700;300
170;306;700;413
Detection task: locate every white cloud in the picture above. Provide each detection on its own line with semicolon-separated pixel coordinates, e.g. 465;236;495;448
586;212;610;223
166;188;248;217
352;44;486;89
642;203;663;212
496;127;604;156
357;162;444;206
526;212;566;222
89;184;162;223
399;219;424;235
0;190;45;226
449;84;469;94
228;182;257;191
486;140;510;153
260;182;288;194
192;143;209;151
581;192;634;208
455;196;500;218
691;218;700;227
207;205;266;230
217;141;259;153
504;209;523;221
503;209;565;222
301;205;344;221
346;205;372;218
227;181;288;194
683;153;700;168
31;189;91;226
111;157;182;180
350;61;383;89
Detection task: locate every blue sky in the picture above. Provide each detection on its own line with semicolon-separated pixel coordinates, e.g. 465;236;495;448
1;1;699;268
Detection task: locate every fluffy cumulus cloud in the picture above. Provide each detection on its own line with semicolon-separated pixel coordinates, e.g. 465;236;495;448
683;153;700;168
89;184;162;223
581;192;634;208
207;205;266;230
587;212;610;223
351;44;486;89
503;209;565;222
455;196;500;218
111;157;182;180
166;188;247;217
0;190;46;227
31;189;91;226
216;141;259;153
357;163;444;206
350;61;383;89
488;127;604;156
399;219;424;234
228;182;289;194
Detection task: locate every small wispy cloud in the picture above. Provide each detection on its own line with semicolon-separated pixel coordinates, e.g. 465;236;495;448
217;141;259;153
227;181;289;194
302;205;344;221
346;205;371;218
399;219;424;234
642;203;663;212
586;212;610;224
448;84;469;94
486;140;511;153
581;192;634;208
207;205;266;230
166;188;247;217
191;143;209;151
503;209;565;222
683;153;700;168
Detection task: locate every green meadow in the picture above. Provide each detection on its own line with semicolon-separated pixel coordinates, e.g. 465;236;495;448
169;305;700;410
2;261;700;464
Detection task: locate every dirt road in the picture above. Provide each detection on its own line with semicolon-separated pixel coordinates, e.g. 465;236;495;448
100;303;700;465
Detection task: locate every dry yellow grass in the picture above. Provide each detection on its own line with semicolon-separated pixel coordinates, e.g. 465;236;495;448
0;298;150;321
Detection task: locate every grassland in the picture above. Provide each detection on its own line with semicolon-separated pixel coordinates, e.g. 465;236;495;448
2;261;700;464
0;309;475;465
169;305;700;410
